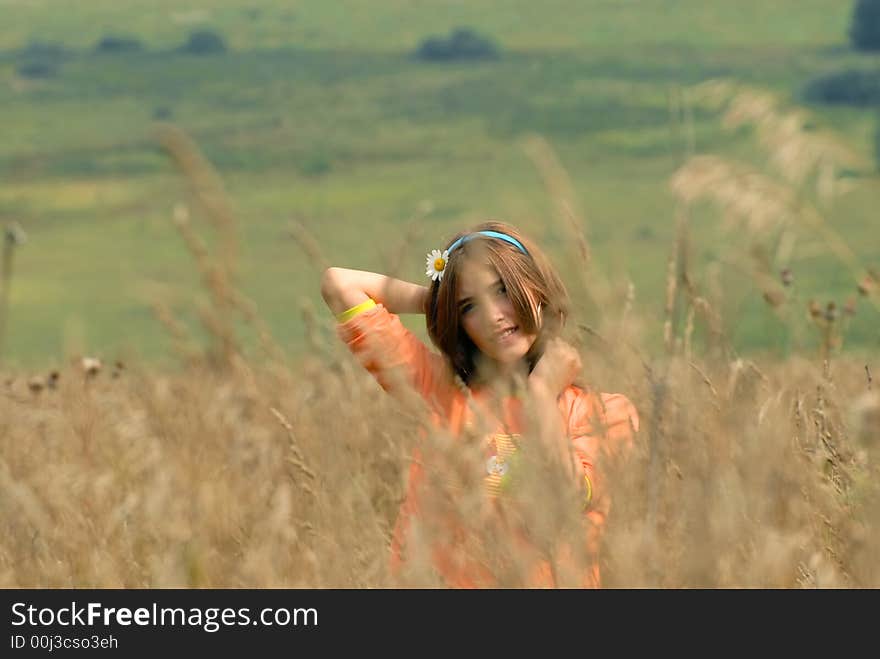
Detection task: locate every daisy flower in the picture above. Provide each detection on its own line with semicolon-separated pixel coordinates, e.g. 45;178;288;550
426;249;449;282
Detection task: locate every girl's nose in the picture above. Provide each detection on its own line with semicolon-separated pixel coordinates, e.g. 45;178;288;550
486;300;505;325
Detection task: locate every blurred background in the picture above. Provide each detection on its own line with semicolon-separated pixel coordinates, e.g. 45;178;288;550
1;0;878;369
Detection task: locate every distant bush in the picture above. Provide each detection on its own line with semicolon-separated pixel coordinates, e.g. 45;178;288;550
299;152;332;177
15;41;68;79
16;60;58;78
875;115;880;169
803;69;880;106
152;106;173;121
179;29;227;55
414;27;499;62
94;35;144;54
850;0;880;51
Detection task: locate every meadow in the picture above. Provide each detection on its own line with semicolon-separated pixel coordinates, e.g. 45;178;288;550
0;1;879;587
0;0;877;366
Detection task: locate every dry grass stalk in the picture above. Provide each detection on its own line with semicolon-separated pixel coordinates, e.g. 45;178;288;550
690;80;865;197
0;222;27;364
521;135;607;319
677;81;878;318
671;155;799;235
287;220;329;273
521;135;591;269
156;124;239;277
663;228;679;354
154;130;293;371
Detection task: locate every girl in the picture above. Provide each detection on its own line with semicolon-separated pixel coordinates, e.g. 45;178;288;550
321;220;638;587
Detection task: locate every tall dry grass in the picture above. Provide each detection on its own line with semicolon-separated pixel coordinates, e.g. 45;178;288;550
1;94;878;588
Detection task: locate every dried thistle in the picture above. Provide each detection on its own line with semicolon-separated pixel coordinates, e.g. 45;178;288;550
81;356;102;377
5;223;27;246
1;222;27;363
111;361;125;379
824;302;838;323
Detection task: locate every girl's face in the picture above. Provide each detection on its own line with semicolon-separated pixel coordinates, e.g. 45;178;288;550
456;257;537;368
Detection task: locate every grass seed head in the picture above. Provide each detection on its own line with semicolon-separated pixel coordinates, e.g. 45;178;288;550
27;376;44;394
824;301;838;323
81;356;103;377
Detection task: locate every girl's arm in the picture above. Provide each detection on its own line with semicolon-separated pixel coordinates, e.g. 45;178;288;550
322;267;450;407
321;267;428;317
527;338;583;480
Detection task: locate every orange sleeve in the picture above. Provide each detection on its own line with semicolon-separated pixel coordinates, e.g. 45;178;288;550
565;389;639;512
336;304;454;411
553;388;638;587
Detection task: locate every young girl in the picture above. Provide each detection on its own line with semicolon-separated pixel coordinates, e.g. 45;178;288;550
321;220;638;587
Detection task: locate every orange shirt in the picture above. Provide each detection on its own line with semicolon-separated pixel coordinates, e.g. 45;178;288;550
338;304;638;587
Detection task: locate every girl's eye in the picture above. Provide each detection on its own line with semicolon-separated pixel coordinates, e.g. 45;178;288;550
460;302;474;315
497;284;507;295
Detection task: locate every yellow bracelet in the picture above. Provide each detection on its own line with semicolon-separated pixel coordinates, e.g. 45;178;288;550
583;474;593;508
336;298;377;323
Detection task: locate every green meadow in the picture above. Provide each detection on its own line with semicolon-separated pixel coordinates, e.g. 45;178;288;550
1;0;878;368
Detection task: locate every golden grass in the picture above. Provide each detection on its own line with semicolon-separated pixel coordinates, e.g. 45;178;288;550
2;326;877;587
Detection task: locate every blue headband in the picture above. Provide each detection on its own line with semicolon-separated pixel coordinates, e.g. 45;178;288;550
447;230;528;256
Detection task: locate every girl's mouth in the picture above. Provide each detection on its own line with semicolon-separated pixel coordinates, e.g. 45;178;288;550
497;326;518;342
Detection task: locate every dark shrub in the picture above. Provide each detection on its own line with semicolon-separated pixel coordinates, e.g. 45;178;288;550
152;106;173;121
415;27;499;61
416;36;451;61
15;41;68;78
95;35;144;54
299;152;332;177
803;69;880;106
16;60;58;78
850;0;880;51
875;114;880;169
180;29;227;55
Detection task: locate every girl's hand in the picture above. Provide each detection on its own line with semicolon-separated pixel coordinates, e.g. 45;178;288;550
527;337;583;481
528;338;581;400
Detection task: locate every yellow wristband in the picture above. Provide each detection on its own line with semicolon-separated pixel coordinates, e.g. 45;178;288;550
583;474;593;509
336;298;377;323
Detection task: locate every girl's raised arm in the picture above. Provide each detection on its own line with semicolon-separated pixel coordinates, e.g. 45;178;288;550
320;267;428;317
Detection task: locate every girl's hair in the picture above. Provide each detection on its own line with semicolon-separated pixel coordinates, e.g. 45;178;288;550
426;220;570;385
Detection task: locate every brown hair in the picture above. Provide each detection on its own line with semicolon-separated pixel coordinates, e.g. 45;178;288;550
426;221;570;385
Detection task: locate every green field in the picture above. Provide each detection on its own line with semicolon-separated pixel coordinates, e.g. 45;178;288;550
1;0;878;368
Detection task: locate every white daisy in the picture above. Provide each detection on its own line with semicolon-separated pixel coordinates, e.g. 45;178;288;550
425;249;449;282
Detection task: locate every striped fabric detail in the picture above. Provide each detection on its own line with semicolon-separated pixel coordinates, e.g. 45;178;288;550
484;433;519;498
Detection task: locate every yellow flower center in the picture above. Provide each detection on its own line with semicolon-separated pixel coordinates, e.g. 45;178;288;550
434;257;446;272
